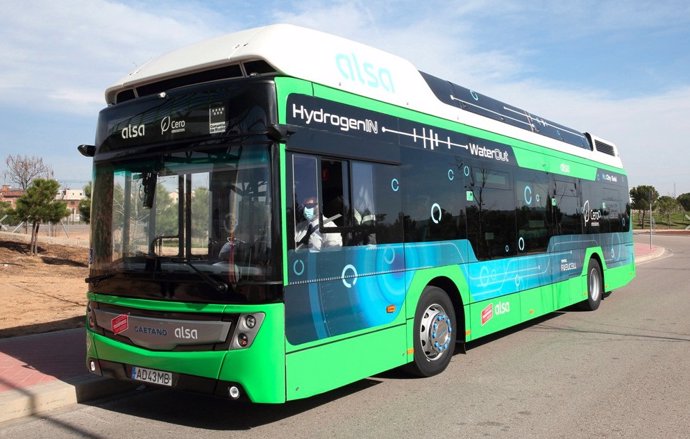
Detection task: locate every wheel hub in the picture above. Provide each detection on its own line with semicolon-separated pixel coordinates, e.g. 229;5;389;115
419;304;452;360
589;267;601;301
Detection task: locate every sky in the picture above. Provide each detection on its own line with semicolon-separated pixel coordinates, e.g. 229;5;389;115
1;0;689;196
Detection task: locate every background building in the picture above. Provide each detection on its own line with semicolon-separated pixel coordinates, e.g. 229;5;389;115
0;185;24;209
57;188;86;222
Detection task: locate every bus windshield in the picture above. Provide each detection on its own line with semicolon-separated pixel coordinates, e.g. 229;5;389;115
89;144;279;304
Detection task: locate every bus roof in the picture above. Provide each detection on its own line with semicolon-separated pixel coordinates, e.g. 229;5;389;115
105;24;623;169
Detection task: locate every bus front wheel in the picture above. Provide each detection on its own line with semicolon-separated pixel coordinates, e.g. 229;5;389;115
405;286;456;377
579;258;603;311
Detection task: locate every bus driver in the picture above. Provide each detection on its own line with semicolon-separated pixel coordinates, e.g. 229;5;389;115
295;196;342;251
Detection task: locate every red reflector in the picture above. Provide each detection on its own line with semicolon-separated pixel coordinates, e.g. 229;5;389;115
238;333;248;347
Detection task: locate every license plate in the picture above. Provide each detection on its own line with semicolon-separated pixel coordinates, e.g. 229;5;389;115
131;366;173;387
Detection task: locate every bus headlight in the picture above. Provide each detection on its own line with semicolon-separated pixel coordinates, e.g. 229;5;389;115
86;302;96;329
231;313;265;349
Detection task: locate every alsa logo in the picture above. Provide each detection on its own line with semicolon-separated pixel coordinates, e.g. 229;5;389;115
174;326;198;340
336;53;394;93
481;302;510;326
121;123;145;139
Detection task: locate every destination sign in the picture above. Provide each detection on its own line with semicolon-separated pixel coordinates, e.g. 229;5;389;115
95;82;275;155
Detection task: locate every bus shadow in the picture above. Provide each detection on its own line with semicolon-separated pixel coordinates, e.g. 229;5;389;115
374;311;566;381
89;378;383;430
463;311;565;351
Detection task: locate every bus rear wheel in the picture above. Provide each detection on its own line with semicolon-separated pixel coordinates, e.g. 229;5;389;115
405;286;456;377
578;258;603;311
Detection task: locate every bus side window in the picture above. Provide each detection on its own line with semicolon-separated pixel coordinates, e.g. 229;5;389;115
320;159;350;230
289;154;318;250
350;162;376;245
552;179;582;235
288;153;402;248
320;159;402;247
466;167;516;260
401;148;466;243
516;171;549;254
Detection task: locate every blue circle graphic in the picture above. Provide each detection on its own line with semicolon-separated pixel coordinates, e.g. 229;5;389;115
431;203;442;224
293;259;305;276
341;264;358;288
524;186;532;205
383;247;396;265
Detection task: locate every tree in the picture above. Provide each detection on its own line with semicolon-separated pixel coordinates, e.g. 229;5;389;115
153;183;177;237
4;154;53;190
0;201;12;229
656;196;679;227
630;185;659;228
678;192;690;212
191;187;210;243
79;182;92;224
10;179;69;255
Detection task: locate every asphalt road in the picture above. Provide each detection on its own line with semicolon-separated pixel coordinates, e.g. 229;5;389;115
2;234;689;439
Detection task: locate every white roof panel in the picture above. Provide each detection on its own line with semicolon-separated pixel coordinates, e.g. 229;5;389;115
104;24;623;169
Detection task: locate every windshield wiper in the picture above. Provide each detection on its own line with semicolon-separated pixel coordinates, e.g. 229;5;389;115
85;273;116;286
171;257;228;293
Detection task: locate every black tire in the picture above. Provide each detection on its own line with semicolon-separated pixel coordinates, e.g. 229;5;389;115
405;286;457;377
578;258;603;311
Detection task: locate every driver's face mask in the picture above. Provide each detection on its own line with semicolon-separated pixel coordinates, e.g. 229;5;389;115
303;206;315;221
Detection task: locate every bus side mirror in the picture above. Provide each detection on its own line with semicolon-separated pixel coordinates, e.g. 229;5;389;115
78;144;96;157
266;124;293;142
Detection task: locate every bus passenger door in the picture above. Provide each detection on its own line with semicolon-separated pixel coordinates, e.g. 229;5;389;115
549;178;585;308
515;172;553;320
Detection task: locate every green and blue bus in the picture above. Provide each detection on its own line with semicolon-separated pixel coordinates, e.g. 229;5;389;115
80;24;635;403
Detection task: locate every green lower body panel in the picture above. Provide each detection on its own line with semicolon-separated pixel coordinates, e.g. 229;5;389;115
463;259;633;343
286;324;407;401
604;262;636;292
553;276;587;309
90;333;226;377
84;257;635;403
467;293;523;341
465;275;588;342
86;301;287;404
519;283;555;321
216;303;286;403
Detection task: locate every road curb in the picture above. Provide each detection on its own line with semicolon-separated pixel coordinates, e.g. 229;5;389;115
635;246;666;264
0;376;136;424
